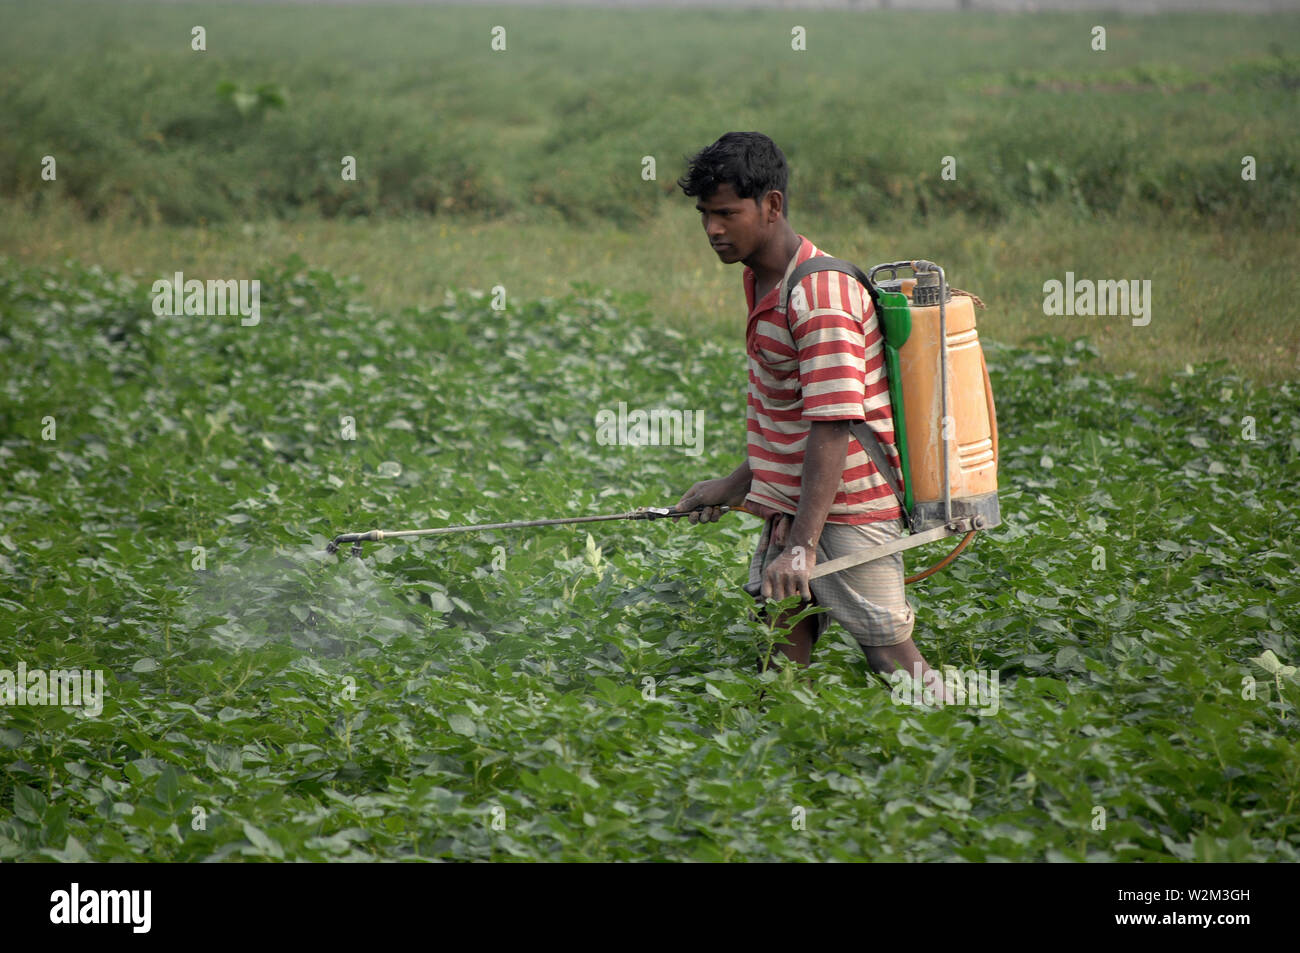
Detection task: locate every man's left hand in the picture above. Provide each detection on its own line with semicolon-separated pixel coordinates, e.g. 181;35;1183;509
761;517;817;601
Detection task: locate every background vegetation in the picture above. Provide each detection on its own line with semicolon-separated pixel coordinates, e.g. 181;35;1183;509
0;1;1297;380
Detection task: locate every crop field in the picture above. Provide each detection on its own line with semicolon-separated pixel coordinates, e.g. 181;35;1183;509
1;258;1297;861
0;0;1298;863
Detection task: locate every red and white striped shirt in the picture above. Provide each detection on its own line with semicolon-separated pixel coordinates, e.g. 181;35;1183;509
743;235;902;525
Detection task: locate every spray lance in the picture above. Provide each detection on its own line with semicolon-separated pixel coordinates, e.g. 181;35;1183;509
326;502;984;585
327;504;752;557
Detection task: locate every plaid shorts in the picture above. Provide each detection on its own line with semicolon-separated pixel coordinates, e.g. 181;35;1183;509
745;513;916;648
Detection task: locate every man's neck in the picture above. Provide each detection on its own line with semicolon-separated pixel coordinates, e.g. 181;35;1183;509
747;225;802;287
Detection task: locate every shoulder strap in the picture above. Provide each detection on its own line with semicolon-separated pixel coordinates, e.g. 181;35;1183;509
781;256;911;531
780;256;881;317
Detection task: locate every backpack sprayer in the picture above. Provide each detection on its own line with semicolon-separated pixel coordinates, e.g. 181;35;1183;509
328;259;999;587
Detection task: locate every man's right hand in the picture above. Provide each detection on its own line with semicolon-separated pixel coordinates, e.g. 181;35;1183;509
676;477;748;524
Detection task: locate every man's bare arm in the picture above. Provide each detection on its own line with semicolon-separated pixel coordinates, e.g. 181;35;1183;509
759;420;850;601
788;420;851;554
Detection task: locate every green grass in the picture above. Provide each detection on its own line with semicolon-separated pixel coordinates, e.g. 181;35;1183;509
0;257;1297;861
3;201;1296;385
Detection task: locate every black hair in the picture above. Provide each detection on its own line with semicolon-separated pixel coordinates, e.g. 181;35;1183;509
677;131;790;217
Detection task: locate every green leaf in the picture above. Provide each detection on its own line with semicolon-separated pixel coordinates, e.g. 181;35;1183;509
1252;650;1283;674
60;835;91;862
14;785;46;824
155;766;180;808
1054;647;1086;672
242;822;284;858
448;714;476;737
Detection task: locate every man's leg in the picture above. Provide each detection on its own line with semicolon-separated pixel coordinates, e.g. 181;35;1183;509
863;640;958;705
813;519;958;704
758;605;817;670
861;638;925;676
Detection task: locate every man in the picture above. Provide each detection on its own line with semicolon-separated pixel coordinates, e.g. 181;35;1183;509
675;131;945;689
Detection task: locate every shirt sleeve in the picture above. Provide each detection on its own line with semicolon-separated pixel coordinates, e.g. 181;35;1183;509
789;271;885;422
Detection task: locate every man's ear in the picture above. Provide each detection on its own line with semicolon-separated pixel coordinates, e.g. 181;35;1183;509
763;189;786;223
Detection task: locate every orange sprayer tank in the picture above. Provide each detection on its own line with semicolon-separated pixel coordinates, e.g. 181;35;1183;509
885;266;1001;533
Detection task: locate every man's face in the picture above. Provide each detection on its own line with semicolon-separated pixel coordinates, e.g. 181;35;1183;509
695;182;772;265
